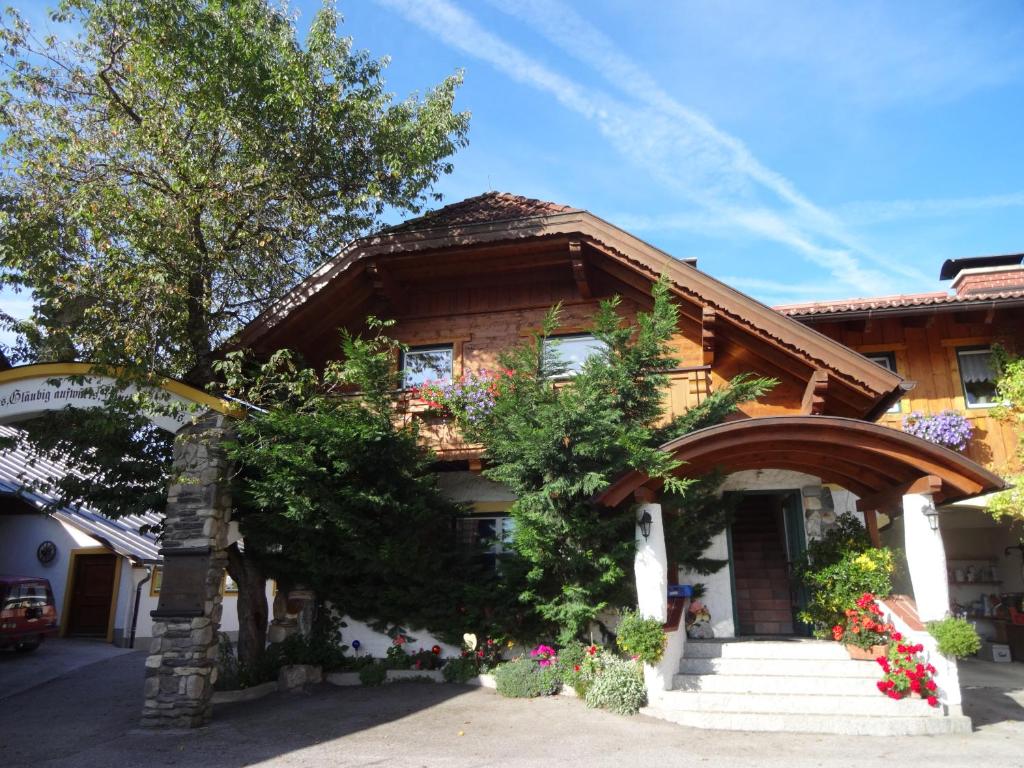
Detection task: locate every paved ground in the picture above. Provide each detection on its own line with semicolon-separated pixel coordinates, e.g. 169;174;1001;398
0;637;132;701
0;650;1022;768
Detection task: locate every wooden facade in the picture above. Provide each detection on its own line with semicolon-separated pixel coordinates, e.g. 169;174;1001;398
788;307;1023;475
240;193;906;463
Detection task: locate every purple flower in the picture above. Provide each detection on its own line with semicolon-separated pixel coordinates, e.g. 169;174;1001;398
902;410;973;452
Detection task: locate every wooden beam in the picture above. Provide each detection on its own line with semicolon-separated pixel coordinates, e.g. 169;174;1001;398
801;369;830;415
366;261;407;306
984;306;997;325
863;509;881;548
701;307;717;366
634;487;657;504
569;241;592;299
855;474;943;512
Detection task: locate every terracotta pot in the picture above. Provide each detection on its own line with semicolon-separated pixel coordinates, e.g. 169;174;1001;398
844;643;888;661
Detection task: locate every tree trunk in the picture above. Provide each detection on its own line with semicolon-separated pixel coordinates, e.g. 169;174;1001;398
226;542;268;666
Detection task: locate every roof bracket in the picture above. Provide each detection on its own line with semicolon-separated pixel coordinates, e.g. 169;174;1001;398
701;307;717;366
569;241;592;299
801;369;830;415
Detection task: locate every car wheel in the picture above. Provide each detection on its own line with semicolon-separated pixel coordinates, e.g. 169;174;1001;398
15;640;40;652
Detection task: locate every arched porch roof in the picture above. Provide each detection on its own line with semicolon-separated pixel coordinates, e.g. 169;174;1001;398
596;416;1007;511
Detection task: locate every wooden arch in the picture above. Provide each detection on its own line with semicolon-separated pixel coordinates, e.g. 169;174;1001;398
596;416;1006;510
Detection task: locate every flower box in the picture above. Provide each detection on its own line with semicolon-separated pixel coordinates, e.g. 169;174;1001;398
845;643;888;661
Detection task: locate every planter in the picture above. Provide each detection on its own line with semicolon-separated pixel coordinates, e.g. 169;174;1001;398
844;643;888;661
386;669;445;683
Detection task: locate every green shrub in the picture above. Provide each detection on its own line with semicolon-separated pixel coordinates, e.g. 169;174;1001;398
584;657;646;715
927;618;982;658
442;655;480;684
359;663;388;686
794;518;892;638
494;657;560;698
615;611;666;664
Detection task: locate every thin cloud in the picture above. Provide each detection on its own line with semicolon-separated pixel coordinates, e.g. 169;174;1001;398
485;0;927;284
378;0;928;294
839;192;1024;226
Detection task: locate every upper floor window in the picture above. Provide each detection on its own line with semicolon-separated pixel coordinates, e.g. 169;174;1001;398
865;352;900;413
957;347;998;408
402;344;453;389
542;333;607;377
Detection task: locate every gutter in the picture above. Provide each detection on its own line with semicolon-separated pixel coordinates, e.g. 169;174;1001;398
865;380;917;423
129;566;154;649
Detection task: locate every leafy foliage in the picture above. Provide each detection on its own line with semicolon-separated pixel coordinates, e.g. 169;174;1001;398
661;473;736;574
989;346;1024;523
358;663;387;687
583;656;646;716
216;323;477;639
0;0;468;380
435;278;775;643
795;513;896;635
926;617;982;658
614;611;666;664
493;656;561;698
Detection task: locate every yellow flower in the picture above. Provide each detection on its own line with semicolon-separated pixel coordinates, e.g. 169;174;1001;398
854;553;877;571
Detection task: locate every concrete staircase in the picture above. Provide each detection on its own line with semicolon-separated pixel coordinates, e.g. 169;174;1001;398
642;639;972;735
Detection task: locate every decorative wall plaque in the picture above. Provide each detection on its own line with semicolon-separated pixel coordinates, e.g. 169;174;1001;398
151;547;211;618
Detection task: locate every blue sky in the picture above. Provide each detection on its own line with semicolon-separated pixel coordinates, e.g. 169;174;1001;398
3;0;1024;342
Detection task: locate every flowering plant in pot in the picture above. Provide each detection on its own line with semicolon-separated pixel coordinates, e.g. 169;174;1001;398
831;593;894;659
901;410;973;452
876;639;940;707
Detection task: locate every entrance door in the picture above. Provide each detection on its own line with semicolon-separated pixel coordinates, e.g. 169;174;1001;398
67;553;118;637
730;492;804;636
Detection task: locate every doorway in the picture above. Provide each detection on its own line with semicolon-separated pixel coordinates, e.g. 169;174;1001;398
65;551;119;639
729;491;806;636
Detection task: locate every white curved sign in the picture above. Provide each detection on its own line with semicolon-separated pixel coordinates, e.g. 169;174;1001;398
0;364;237;433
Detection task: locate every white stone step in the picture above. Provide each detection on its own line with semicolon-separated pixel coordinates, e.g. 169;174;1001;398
679;657;879;678
673;672;882;696
641;707;972;736
685;639;850;661
651;689;941;717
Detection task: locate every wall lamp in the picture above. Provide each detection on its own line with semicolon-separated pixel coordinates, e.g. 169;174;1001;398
638;511;653;540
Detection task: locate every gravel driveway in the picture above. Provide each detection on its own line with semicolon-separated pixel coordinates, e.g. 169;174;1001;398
1;650;1022;768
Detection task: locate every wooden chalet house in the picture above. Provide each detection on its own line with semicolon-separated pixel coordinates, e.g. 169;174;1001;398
238;193;1008;734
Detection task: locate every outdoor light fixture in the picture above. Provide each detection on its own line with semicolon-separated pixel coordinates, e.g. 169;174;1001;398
923;505;940;531
638;511;653;540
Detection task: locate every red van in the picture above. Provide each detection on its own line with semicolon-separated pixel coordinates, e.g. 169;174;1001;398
0;576;59;651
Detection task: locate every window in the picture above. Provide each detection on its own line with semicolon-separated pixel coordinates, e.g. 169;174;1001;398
865;352;900;413
542;333;607;377
401;345;453;389
457;515;515;571
957;347;998;408
149;567;162;596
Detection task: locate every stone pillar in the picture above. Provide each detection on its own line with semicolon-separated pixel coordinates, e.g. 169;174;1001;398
142;412;234;729
902;492;950;622
634;492;668;623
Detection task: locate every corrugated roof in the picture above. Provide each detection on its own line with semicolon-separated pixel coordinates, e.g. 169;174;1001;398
775;289;1024;318
0;425;160;563
383;191;579;234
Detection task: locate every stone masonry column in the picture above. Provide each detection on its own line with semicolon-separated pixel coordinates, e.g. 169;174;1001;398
141;412;234;728
902;491;950;622
633;489;668;623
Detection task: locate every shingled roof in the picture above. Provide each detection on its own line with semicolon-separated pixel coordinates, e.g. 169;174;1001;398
776;289;1024;319
384;192;580;234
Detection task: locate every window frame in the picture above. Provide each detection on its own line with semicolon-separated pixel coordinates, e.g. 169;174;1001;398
456;514;515;571
400;343;454;390
956;346;999;409
864;351;900;414
541;332;607;378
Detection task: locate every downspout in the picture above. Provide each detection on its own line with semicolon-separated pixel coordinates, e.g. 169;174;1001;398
129;566;154;649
